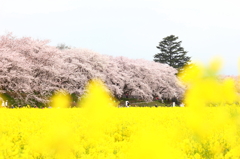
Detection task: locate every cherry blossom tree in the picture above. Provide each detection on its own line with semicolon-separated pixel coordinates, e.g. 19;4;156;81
0;33;184;106
0;33;62;105
111;57;184;102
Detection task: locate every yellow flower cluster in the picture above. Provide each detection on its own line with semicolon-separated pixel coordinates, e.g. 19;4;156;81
179;58;238;107
0;61;240;158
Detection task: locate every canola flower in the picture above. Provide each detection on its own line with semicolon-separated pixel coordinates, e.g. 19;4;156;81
1;61;240;158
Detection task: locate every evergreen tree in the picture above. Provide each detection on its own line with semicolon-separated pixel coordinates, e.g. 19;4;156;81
56;43;71;50
154;35;191;70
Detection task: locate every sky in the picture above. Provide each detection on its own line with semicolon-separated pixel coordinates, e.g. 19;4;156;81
0;0;240;75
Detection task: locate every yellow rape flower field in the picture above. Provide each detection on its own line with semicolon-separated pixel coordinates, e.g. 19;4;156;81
1;59;240;159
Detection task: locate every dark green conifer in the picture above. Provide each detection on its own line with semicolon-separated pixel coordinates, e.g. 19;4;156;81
154;35;191;70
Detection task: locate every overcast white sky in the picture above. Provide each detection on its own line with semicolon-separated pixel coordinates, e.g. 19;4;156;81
1;0;240;75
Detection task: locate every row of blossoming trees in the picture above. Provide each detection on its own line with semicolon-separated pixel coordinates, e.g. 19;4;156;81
0;33;184;106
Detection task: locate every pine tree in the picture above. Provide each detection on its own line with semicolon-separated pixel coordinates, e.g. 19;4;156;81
154;35;190;70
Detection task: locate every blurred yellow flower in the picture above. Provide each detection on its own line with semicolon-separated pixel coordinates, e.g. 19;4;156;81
51;90;71;108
